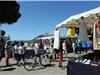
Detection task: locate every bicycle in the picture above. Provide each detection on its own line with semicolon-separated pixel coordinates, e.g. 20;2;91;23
23;55;35;71
41;50;51;65
23;52;43;71
23;49;51;71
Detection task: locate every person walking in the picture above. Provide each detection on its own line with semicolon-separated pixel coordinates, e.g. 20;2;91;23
14;43;19;65
49;45;54;64
34;41;42;66
5;40;12;66
0;38;5;62
58;39;63;67
62;40;67;57
18;42;25;66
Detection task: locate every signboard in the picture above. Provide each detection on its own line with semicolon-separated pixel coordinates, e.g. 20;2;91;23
67;27;75;36
93;20;100;50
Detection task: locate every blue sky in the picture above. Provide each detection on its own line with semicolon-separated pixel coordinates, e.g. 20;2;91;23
1;1;100;40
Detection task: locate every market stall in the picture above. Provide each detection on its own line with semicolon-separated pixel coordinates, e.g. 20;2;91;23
54;7;100;75
55;7;100;50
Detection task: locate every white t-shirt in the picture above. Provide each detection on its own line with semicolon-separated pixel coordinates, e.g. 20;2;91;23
44;44;47;50
14;45;19;53
34;43;39;54
18;46;25;54
62;42;66;50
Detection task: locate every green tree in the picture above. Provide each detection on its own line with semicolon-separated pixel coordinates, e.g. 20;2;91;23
0;1;21;36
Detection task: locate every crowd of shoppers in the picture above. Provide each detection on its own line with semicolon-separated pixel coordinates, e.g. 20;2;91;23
0;38;93;69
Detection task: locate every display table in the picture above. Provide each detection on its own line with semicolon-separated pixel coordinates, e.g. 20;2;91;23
67;60;100;75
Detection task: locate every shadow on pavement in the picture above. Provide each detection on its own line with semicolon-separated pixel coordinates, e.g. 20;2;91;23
42;64;55;68
33;64;56;71
1;67;16;71
52;57;77;62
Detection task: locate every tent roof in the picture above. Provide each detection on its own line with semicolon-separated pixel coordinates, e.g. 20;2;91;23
56;7;100;29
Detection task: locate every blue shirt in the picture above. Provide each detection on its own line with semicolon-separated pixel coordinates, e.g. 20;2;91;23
82;41;87;48
87;41;92;48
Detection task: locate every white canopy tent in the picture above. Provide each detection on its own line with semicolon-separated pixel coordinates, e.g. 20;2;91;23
56;7;100;29
55;7;100;50
37;36;54;40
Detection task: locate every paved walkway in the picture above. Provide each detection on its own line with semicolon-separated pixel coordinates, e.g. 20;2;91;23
0;51;93;75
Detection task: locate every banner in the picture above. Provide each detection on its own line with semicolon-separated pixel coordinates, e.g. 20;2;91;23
93;20;100;50
53;29;60;49
79;20;89;41
67;27;75;36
